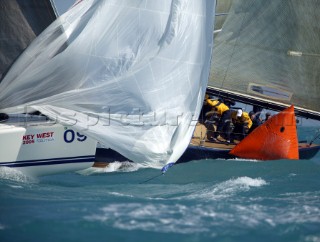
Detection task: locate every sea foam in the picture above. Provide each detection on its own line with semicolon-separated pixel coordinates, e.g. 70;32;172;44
0;167;35;183
181;177;268;201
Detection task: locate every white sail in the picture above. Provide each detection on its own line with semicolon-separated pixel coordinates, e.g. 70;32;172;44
0;0;215;167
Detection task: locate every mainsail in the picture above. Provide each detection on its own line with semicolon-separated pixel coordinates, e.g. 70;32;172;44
0;0;57;81
0;0;215;166
214;0;232;34
208;0;320;120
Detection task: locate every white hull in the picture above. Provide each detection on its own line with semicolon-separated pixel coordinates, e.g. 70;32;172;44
0;116;97;177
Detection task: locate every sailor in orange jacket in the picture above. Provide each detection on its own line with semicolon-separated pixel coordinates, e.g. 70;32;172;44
231;109;253;141
205;98;232;143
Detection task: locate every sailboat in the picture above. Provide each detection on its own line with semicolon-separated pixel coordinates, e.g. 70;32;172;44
0;0;216;175
95;0;320;165
182;0;320;161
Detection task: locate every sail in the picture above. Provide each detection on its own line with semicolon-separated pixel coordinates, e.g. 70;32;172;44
214;0;232;33
208;0;320;120
0;0;57;81
0;0;215;166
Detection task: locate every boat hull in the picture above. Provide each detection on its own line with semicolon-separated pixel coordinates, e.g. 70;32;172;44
94;120;320;165
0;121;97;177
177;143;320;163
94;142;320;165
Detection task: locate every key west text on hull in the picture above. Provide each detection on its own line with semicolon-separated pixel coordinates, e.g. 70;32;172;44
0;115;96;177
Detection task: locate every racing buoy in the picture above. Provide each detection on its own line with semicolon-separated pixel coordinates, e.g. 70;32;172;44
229;105;299;160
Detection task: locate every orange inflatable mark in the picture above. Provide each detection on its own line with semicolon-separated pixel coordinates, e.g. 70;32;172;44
229;105;299;160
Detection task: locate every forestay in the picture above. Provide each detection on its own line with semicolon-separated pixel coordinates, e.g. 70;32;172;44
0;0;215;167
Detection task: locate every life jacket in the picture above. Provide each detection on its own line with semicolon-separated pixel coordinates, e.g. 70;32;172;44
206;99;229;116
231;110;253;129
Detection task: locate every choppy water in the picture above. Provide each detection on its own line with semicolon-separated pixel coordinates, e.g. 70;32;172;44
1;127;320;242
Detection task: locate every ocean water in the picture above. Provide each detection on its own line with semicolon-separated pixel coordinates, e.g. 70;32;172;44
1;128;320;242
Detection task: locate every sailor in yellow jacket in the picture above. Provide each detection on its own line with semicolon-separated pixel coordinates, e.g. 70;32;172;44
206;99;230;116
205;98;232;143
230;109;253;142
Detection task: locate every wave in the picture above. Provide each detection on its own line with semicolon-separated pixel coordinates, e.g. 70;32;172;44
83;187;320;235
77;161;145;175
84;203;210;234
0;167;36;183
177;176;268;201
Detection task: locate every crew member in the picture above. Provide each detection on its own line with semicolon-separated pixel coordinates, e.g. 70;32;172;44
205;98;232;143
231;109;252;141
248;110;262;134
199;94;212;124
264;112;272;122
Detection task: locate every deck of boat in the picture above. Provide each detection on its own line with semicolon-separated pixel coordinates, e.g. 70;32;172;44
190;123;238;150
187;122;320;160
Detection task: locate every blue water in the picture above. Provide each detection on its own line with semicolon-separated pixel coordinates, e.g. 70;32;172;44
1;128;320;242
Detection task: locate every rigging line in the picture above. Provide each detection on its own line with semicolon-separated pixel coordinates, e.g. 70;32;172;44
139;162;175;184
310;130;320;146
139;173;163;184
